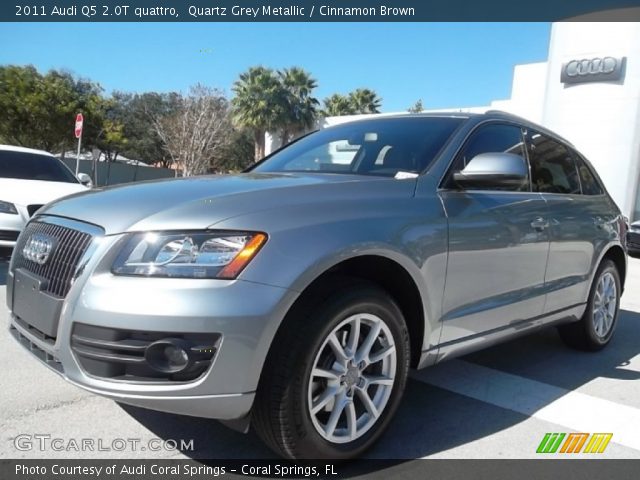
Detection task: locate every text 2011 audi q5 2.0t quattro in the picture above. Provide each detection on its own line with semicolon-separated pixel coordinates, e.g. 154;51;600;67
7;112;627;459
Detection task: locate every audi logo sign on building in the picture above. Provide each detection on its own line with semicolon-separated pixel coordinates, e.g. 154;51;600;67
561;56;626;85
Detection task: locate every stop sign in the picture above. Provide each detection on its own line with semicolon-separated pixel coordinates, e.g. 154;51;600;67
74;113;84;139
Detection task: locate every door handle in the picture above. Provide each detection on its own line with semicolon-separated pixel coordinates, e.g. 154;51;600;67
530;217;549;231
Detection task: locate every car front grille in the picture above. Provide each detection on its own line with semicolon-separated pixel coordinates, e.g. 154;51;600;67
0;230;19;242
9;324;64;374
12;221;93;298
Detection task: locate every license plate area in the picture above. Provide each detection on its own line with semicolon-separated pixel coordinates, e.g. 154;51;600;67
12;268;63;338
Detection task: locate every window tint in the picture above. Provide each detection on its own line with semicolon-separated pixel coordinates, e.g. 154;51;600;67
448;123;528;191
574;154;604;195
254;117;464;177
528;133;580;194
280;140;360;172
0;150;79;183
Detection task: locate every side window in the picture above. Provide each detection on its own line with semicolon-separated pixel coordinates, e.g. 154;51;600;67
528;133;581;194
447;123;528;191
574;153;604;195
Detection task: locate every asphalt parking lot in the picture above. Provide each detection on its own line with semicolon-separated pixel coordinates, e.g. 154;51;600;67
1;251;640;461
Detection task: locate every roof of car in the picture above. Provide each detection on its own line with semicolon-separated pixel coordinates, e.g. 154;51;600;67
338;110;575;147
0;144;55;156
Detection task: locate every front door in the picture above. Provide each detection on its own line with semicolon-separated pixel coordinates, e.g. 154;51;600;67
438;123;550;344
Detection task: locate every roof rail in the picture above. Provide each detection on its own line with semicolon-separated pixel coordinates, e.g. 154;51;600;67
484;109;529;120
483;110;575;147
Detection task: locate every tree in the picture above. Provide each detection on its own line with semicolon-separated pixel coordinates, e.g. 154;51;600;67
349;88;382;114
0;66;103;153
322;89;383;117
277;67;319;145
322;93;356;116
215;127;255;173
408;99;425;113
232;66;285;161
92;96;128;163
151;85;232;177
109;91;180;167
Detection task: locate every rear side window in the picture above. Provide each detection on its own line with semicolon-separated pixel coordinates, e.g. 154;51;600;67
446;123;528;191
0;150;79;184
528;133;580;195
574;154;604;195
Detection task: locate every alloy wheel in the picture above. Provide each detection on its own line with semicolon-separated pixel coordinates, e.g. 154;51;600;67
307;313;397;444
593;271;617;339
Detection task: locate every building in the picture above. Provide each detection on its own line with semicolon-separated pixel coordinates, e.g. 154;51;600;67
267;23;640;221
476;22;640;222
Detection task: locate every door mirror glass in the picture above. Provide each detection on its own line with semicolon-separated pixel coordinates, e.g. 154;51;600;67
453;152;528;189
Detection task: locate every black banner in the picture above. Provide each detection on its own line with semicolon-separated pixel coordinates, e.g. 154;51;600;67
1;459;640;480
3;0;640;22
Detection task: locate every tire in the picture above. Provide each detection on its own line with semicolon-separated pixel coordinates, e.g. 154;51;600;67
558;259;621;351
252;278;410;460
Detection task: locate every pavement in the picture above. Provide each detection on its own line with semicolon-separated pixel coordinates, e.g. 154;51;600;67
1;250;640;462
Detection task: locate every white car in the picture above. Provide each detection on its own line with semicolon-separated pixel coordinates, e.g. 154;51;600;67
0;145;90;248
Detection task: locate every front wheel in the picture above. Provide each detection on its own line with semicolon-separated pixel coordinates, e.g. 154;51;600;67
558;259;621;351
252;280;410;459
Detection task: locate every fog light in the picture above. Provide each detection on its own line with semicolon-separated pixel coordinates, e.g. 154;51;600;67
145;338;193;373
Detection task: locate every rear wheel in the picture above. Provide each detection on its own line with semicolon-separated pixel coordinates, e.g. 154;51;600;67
558;259;620;351
252;280;410;459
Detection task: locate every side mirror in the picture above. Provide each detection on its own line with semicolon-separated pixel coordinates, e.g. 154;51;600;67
77;172;93;188
453;152;527;189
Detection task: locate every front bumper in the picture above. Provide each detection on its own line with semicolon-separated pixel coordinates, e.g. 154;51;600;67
0;209;27;247
7;229;297;420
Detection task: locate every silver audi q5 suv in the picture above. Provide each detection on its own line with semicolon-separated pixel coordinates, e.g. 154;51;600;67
7;112;627;459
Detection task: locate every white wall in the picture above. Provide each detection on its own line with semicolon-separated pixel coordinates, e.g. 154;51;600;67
542;23;640;220
491;62;547;123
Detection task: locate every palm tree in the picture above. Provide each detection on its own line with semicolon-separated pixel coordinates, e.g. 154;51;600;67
277;67;319;145
349;88;382;114
322;94;356;117
321;90;383;117
231;66;284;161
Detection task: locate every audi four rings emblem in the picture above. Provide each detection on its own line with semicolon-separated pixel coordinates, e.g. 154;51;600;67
561;56;625;85
567;57;617;76
22;233;56;265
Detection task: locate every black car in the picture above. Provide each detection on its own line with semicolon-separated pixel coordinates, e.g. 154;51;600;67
628;220;640;256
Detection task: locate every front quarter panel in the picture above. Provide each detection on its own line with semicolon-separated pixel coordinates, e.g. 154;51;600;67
212;181;448;358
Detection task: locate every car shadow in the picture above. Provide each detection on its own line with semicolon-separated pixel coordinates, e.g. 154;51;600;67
120;308;640;471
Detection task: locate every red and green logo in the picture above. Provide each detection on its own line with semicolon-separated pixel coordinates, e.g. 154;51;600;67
536;433;613;454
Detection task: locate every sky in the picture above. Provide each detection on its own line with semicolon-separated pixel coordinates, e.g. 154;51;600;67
0;22;551;112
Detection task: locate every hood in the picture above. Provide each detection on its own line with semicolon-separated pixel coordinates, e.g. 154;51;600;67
38;172;416;234
0;178;87;206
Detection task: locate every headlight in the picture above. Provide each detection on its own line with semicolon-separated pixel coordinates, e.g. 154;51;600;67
112;231;267;279
0;201;18;215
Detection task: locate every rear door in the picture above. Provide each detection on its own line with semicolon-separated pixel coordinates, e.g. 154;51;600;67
438;123;550;343
527;131;615;313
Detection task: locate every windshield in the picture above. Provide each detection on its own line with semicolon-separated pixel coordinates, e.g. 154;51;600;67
253;116;464;177
0;150;79;183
